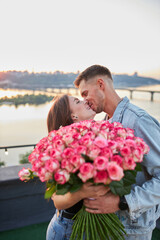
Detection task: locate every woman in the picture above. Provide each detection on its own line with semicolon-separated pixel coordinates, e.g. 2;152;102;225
46;94;109;240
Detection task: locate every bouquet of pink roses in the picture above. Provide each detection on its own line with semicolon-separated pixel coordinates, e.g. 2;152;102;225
19;120;149;240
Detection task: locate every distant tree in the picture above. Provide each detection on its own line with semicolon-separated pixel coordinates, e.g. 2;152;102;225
0;160;5;167
19;151;32;164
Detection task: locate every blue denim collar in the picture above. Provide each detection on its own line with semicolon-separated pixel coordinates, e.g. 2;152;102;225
112;96;129;123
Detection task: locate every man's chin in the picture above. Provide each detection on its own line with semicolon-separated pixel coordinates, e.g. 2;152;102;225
95;107;103;114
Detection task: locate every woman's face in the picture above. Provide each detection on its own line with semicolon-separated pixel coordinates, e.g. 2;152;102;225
68;96;96;122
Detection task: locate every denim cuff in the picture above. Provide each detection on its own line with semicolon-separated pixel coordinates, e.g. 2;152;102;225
125;192;144;220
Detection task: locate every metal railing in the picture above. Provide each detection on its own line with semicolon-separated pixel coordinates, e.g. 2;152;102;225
0;144;36;155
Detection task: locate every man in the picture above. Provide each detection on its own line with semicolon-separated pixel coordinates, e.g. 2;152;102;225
74;65;160;240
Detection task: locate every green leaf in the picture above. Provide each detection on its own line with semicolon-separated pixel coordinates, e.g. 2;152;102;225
44;184;56;199
46;180;56;188
69;173;82;184
123;171;136;185
135;162;142;171
109;176;133;197
69;183;83;193
81;154;93;163
109;180;126;197
109;166;140;197
56;183;71;195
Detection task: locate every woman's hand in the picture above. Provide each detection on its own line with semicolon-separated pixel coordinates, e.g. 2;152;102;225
79;182;110;199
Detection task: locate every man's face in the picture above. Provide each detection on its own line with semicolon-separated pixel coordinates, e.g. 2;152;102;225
79;79;105;113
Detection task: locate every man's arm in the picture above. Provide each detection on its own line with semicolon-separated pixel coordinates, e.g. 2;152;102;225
124;114;160;219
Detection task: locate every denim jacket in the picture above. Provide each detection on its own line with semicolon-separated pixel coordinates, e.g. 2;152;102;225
111;97;160;235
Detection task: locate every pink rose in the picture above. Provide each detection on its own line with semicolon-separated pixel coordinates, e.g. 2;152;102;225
94;156;109;171
108;130;116;140
107;140;118;154
98;130;108;139
76;145;87;155
126;128;134;138
54;139;65;151
112;155;123;166
116;128;127;139
94;137;108;148
85;131;96;140
94;170;111;184
32;159;44;172
79;135;93;147
125;139;136;148
87;145;101;159
76;123;89;135
100;147;113;159
62;148;75;159
120;146;131;157
107;162;124;181
61;159;74;172
100;121;110;131
123;157;136;170
18;168;31;181
39;153;51;162
91;122;101;134
78;163;95;182
45;158;60;172
38;167;53;182
70;155;85;173
113;122;123;128
36;137;49;153
132;147;143;162
72;132;81;140
54;169;70;184
48;130;56;141
63;133;74;145
49;148;61;160
28;150;38;164
135;137;150;154
68;140;80;148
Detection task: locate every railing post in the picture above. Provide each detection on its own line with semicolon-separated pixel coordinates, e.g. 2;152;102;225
151;92;154;102
130;90;133;99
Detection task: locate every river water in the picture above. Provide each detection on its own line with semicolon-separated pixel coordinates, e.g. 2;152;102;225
0;88;160;166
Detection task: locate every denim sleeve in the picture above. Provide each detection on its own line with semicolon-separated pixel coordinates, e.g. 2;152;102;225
125;114;160;220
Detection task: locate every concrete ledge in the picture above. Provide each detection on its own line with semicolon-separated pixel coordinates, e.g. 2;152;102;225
0;164;31;182
0;164;55;232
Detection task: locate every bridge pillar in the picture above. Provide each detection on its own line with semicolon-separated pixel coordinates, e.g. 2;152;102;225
151;92;154;102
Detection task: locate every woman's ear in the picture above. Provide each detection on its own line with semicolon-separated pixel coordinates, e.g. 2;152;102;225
71;114;78;122
97;78;105;90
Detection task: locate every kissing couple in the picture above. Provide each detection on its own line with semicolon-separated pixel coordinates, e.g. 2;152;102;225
46;64;160;240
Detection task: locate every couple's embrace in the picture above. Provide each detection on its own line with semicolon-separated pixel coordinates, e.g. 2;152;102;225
46;65;160;240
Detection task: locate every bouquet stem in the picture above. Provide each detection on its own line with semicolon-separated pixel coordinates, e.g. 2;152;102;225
70;205;126;240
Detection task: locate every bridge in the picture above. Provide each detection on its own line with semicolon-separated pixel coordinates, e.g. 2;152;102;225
43;87;160;102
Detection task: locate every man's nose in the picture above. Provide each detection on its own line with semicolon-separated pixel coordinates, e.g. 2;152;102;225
84;100;89;105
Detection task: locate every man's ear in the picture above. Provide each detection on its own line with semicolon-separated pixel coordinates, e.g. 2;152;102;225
71;113;78;122
97;78;105;90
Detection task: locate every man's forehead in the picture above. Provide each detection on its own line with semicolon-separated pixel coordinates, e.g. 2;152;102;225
79;80;90;93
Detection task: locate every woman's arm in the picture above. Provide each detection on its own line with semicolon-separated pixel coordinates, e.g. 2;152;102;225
52;182;109;210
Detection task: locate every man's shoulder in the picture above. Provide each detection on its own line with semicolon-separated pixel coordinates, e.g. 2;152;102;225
125;102;147;118
120;101;149;130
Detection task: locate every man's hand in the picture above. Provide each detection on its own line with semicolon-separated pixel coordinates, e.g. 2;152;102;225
83;191;120;214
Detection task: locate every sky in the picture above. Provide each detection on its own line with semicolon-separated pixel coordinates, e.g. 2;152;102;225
0;0;160;79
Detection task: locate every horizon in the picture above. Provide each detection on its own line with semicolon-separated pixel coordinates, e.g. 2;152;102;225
0;69;160;81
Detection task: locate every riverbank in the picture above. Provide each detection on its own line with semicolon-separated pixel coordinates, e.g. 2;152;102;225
0;94;54;106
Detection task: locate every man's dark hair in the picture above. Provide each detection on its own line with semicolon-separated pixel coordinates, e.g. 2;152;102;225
74;65;113;87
